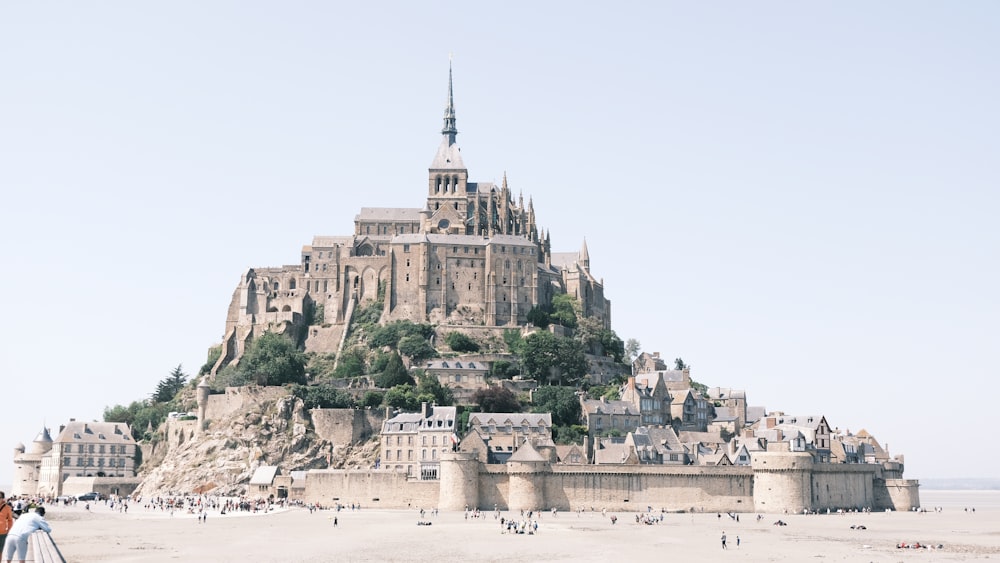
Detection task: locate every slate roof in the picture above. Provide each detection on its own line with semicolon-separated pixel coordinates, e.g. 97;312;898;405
355;208;423;223
250;466;279;486
582;399;638;416
468;412;552;429
53;421;132;445
507;440;546;462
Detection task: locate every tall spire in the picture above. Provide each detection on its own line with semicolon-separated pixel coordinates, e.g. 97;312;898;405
442;58;458;145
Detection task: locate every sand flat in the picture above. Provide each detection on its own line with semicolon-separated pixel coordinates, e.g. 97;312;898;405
42;498;1000;562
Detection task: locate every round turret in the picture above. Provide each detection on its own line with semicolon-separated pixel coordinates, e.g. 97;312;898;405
505;441;550;512
28;427;53;455
751;452;814;513
14;442;25;454
438;451;480;511
197;377;211;432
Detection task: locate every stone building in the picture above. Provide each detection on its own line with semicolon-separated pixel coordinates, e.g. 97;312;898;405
380;403;458;480
619;374;673;426
212;65;611;374
418;359;489;405
463;412;553;464
13;421;137;497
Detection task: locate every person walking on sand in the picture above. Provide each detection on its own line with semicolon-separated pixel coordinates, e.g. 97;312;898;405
721;531;727;549
3;506;51;563
0;493;13;556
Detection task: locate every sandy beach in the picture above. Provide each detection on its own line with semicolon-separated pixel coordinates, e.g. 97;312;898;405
40;491;999;562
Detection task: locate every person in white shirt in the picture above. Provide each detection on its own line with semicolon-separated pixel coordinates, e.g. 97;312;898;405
3;506;52;563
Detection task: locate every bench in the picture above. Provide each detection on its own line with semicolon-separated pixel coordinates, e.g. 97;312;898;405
29;531;66;563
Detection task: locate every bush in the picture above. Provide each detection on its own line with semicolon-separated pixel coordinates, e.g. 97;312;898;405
445;332;480;353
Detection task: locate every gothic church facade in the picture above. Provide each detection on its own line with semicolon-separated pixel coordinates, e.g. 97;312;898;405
214;67;609;373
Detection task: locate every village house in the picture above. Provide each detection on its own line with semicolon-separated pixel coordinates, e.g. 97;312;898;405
418;359;490;405
380;403;458;479
619;374;673;427
463;412;553;464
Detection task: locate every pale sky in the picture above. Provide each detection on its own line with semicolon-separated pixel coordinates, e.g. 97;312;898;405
1;2;997;489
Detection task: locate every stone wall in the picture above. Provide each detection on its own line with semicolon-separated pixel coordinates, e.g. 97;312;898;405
62;476;141;498
544;466;754;512
810;464;878;510
874;478;920;511
204;386;289;424
299;456;916;513
310;409;384;446
302;469;439;508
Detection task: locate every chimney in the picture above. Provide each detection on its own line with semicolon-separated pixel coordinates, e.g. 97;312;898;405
765;417;776;429
385;406;392;419
421;402;429;418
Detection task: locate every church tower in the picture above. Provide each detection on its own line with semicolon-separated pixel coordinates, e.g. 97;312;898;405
426;62;469;234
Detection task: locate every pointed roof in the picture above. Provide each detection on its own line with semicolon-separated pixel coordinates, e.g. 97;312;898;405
508;439;546;462
580;238;590;263
431;61;466;170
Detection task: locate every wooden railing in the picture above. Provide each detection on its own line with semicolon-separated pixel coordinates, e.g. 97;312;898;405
29;531;66;563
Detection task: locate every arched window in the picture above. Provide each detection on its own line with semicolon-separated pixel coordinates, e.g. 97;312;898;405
273;281;280;291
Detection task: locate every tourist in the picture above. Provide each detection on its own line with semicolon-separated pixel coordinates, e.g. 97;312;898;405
721;531;727;549
3;506;51;563
0;493;12;556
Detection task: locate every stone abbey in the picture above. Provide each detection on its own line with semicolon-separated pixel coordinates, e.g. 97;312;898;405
213;65;609;372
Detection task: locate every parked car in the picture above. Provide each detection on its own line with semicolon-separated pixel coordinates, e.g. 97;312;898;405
77;492;101;501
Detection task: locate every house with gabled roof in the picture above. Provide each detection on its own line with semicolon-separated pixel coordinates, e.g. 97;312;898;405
555;443;589;465
419;358;490;405
707;387;748;429
381;402;458;479
581;397;640;443
594;439;639;465
670;389;711;431
465;412;553;464
620;374;673;427
623;426;689;465
759;414;833;462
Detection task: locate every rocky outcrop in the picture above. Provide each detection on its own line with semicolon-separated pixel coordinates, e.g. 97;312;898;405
135;392;376;496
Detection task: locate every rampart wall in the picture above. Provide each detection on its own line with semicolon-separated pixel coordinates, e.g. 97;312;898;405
296;452;918;513
302;469;439;508
310;409;384;446
204;386;288;423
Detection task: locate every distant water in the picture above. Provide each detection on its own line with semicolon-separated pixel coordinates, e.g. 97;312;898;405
920;489;1000;512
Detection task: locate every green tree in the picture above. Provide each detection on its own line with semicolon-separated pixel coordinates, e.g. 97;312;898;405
490;360;519;379
415;372;454;406
305;353;338;380
521;331;587;386
152;365;188;404
471;387;521;412
553;424;588;445
445;332;480;353
531;385;582;427
675;357;688;371
237;332;308;386
199;346;222;376
526;306;551;328
377;352;414;388
290;383;355;409
333;347;367;378
624;339;641;365
385;384;420;411
361;391;385;408
398;334;438;362
550;294;578;328
502;329;523;354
